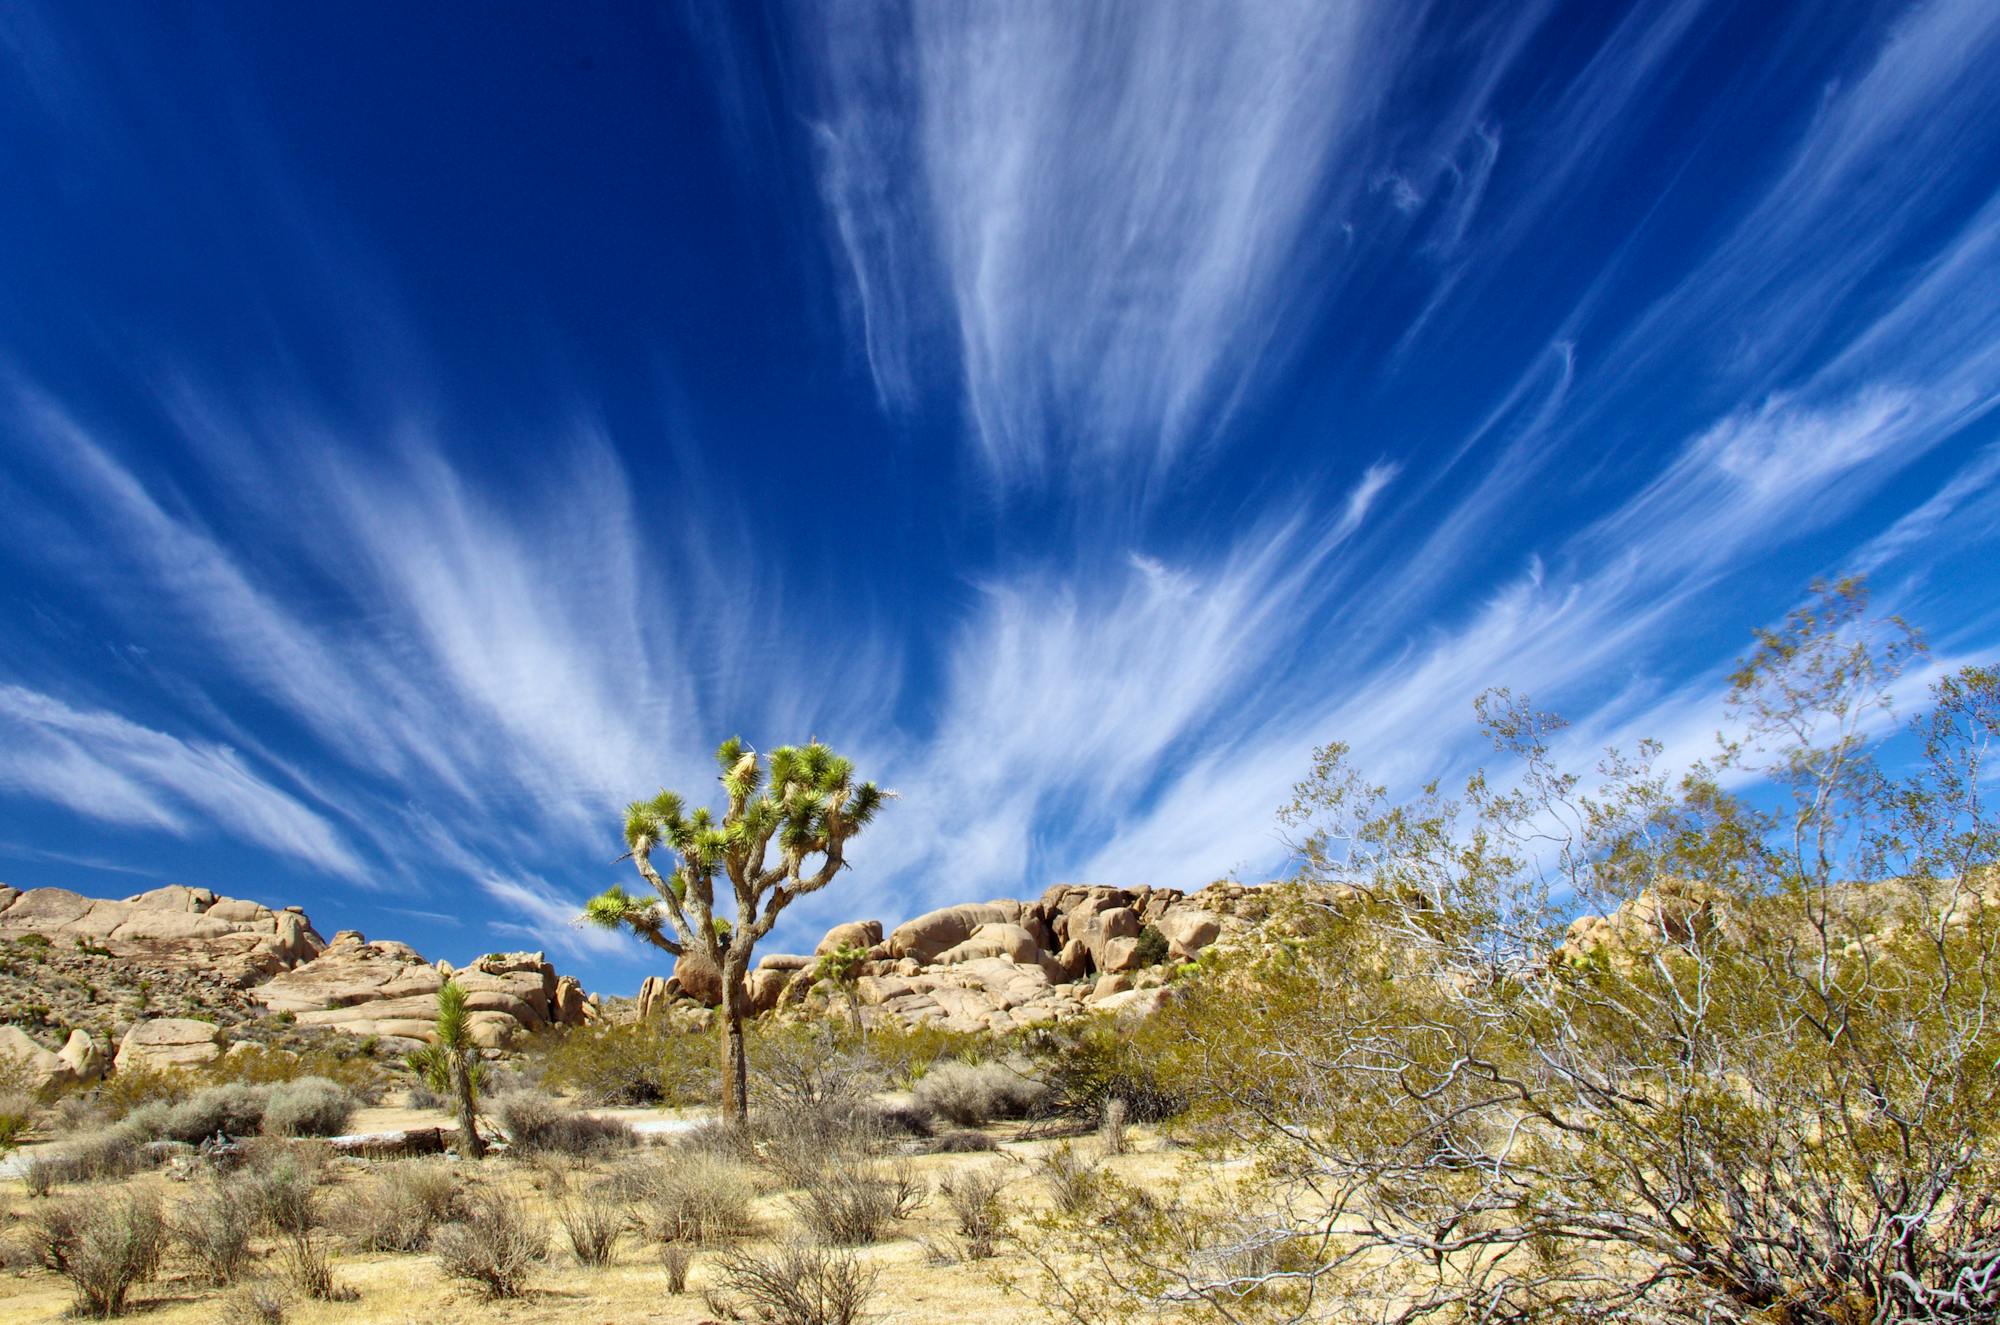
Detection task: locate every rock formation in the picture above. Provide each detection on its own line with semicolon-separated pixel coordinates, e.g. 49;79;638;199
0;882;594;1075
635;880;1267;1034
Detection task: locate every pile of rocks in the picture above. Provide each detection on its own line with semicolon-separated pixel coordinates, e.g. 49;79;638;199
0;883;595;1087
638;881;1271;1034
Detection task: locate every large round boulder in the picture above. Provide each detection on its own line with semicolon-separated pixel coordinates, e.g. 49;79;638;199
115;1017;224;1072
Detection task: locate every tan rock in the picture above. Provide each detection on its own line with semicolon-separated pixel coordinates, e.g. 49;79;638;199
757;953;813;973
936;922;1043;966
888;902;1025;963
1092;972;1134;1000
116;1017;223;1072
815;920;883;955
636;975;671;1021
58;1029;104;1083
674;951;724;1006
747;967;796;1015
1154;908;1222;959
1092;987;1170;1018
0;1026;70;1090
1101;935;1143;973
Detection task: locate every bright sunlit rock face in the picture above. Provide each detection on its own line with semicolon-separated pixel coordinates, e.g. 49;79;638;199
0;2;1997;993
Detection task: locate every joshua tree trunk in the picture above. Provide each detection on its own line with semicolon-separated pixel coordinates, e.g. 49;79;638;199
720;952;751;1126
449;1053;484;1159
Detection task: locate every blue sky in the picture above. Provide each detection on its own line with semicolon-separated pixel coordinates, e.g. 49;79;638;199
1;2;1997;993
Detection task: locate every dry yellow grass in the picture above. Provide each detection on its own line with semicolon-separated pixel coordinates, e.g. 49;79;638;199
0;1108;1202;1324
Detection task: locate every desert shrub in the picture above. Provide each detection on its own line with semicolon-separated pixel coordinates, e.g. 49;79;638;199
492;1089;637;1157
250;1152;323;1237
50;1192;167;1317
1023;1020;1184;1124
1040;1142;1101;1216
661;1242;692;1293
627;1153;759;1247
937;1165;1007;1260
1077;587;2000;1324
910;1060;1046;1126
861;1020;991;1088
556;1180;624;1266
218;1280;289;1325
535;1020;714;1107
331;1159;464;1252
205;1043;384;1102
1098;1096;1129;1155
925;1127;998;1154
717;1239;878;1325
94;1062;195;1118
1132;925;1171;967
261;1077;356;1137
27;1119;155;1185
172;1176;259;1285
275;1228;348;1302
752;1020;880;1111
146;1082;268;1143
432;1193;548;1299
788;1159;925;1246
403;1080;443;1111
0;1089;34;1151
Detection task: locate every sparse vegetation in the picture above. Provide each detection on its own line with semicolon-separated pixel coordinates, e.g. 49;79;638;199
491;1088;638;1157
788;1158;925;1246
432;1192;548;1298
910;1059;1045;1126
716;1239;878;1325
42;1191;167;1317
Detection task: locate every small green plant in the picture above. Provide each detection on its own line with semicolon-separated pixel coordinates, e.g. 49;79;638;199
1131;925;1170;967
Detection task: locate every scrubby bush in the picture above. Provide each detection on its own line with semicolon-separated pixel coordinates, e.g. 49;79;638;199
1039;1142;1101;1216
205;1043;384;1102
0;1089;34;1151
910;1060;1046;1126
717;1239;878;1325
937;1165;1007;1260
46;1192;167;1317
218;1281;289;1325
433;1193;548;1298
94;1062;195;1118
1022;1021;1183;1124
661;1242;692;1293
142;1081;269;1143
250;1151;323;1238
1132;925;1170;967
261;1077;357;1137
926;1128;998;1154
556;1180;624;1266
626;1153;759;1247
787;1159;925;1246
26;1120;157;1186
172;1176;259;1284
861;1021;991;1088
332;1159;464;1252
535;1018;716;1107
492;1089;637;1157
1061;585;2000;1324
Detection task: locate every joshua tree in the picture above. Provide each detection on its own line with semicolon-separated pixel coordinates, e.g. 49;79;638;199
814;942;871;1039
428;978;484;1159
583;738;889;1125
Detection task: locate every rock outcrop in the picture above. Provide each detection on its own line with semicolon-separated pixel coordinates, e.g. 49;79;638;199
255;935;587;1052
1;882;595;1071
116;1017;224;1072
638;881;1266;1034
0;884;323;986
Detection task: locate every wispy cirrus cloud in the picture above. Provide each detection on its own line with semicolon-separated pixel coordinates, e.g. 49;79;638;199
0;684;366;881
805;2;1429;481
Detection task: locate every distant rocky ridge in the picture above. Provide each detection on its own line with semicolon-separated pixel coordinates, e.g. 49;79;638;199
637;880;1277;1033
0;882;593;1089
2;876;1279;1091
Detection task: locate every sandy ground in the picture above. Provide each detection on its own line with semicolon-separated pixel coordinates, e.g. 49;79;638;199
0;1106;1199;1324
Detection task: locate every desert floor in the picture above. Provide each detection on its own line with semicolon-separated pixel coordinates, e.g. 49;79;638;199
0;1101;1199;1324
